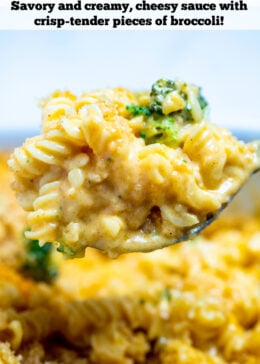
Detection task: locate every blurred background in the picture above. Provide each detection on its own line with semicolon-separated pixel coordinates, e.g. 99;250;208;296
0;30;259;135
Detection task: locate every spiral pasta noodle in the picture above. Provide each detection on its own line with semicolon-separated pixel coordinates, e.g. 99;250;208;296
64;296;150;347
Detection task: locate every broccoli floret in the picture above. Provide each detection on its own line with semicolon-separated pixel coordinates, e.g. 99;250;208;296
126;78;208;148
126;105;151;116
140;114;178;147
21;230;58;283
149;79;177;113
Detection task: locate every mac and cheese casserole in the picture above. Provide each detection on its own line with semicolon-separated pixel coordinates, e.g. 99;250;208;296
8;80;260;257
1;151;260;363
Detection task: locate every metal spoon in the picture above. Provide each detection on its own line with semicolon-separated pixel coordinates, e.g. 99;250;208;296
103;141;260;256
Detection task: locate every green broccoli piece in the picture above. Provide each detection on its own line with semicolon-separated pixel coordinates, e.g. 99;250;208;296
126;105;151;116
57;242;77;258
149;79;208;119
140;114;178;147
126;78;208;148
150;79;177;113
21;230;58;283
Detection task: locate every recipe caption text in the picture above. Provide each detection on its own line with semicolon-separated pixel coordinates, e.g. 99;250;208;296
9;0;249;29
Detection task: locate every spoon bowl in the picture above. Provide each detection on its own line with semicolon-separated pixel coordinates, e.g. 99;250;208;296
102;141;260;255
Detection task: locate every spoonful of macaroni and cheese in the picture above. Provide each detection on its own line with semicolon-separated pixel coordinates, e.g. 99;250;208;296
8;79;260;257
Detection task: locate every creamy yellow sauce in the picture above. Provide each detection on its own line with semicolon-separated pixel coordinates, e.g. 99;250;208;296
8;81;260;257
1;151;260;363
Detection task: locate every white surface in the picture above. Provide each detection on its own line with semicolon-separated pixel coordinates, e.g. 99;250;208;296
0;30;259;132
